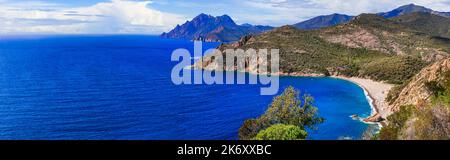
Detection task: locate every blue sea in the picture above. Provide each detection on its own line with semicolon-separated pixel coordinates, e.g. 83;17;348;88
0;35;376;140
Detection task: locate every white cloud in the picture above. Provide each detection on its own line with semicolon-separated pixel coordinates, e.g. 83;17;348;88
1;0;449;33
0;0;187;34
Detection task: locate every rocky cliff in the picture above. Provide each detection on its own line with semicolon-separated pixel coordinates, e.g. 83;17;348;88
389;58;450;111
379;58;450;140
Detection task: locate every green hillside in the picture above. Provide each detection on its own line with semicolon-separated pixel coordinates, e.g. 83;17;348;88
201;14;450;84
392;12;450;39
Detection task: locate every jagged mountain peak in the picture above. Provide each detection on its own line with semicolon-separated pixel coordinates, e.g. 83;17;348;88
195;13;212;18
189;13;236;26
160;13;273;42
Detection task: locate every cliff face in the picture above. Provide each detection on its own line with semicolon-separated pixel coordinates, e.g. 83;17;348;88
379;58;450;140
192;35;267;75
389;58;450;111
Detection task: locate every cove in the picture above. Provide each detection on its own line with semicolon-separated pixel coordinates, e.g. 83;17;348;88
0;35;377;140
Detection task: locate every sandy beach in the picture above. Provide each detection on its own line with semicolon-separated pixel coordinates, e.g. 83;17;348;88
332;76;394;121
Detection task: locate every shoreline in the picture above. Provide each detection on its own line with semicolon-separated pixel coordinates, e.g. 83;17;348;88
247;71;394;126
330;76;393;127
276;73;394;126
189;67;394;126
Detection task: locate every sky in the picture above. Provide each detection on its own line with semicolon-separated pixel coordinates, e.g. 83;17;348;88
0;0;449;35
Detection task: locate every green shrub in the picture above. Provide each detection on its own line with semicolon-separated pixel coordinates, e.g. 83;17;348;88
254;124;307;140
359;56;426;84
238;119;262;140
386;82;408;104
425;81;445;97
429;71;450;105
414;105;450;140
378;105;414;140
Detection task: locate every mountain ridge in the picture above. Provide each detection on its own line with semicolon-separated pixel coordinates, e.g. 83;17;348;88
378;3;450;18
160;14;273;42
162;4;449;42
293;13;354;30
291;4;449;31
392;12;450;38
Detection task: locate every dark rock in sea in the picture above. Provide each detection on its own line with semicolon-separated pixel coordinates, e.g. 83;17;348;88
363;113;384;123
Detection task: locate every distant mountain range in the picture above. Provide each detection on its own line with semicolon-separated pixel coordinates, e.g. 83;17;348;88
161;4;449;42
293;14;354;30
160;13;273;42
377;3;450;18
294;4;450;30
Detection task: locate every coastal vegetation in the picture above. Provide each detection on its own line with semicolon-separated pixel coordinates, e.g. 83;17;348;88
392;12;450;39
358;56;426;84
253;124;308;140
378;67;450;140
386;82;408;104
378;103;450;140
239;86;324;140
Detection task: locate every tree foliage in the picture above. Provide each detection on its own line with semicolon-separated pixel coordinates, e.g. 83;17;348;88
253;124;307;140
378;105;414;140
359;56;426;84
238;86;324;140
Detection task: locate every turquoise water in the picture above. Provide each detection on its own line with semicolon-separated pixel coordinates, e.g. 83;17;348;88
0;35;375;140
